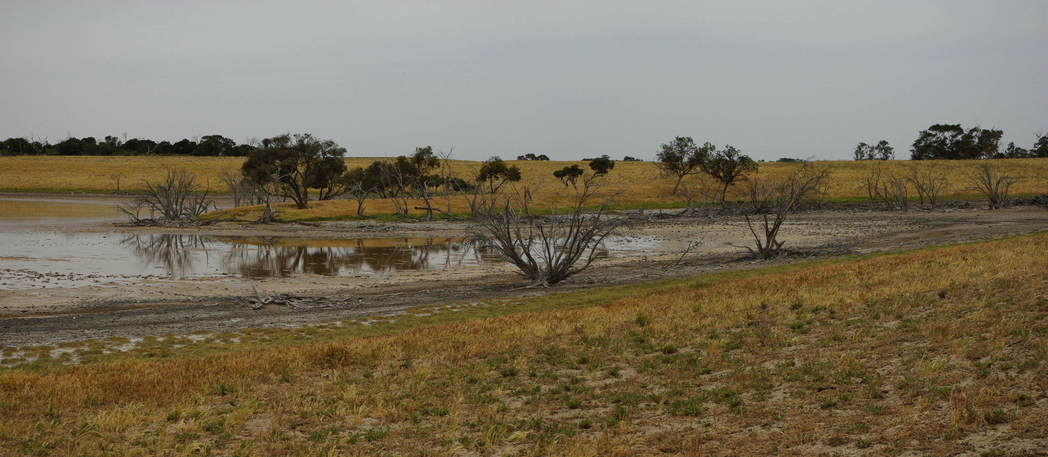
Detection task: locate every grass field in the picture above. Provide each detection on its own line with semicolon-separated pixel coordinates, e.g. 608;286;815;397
1;156;1047;220
1;232;1045;456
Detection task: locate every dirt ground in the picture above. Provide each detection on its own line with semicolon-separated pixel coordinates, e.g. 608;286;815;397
1;205;1046;347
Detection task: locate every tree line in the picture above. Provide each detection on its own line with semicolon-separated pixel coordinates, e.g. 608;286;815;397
855;124;1047;161
7;123;1044;161
0;134;254;157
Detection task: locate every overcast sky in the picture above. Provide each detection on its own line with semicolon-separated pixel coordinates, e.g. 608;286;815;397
1;1;1045;160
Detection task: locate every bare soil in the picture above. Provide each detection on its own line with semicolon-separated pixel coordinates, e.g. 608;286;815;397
1;206;1046;347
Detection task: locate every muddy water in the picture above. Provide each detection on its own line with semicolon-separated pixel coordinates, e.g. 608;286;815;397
0;197;505;289
0;197;660;290
0;195;124;226
0;232;504;289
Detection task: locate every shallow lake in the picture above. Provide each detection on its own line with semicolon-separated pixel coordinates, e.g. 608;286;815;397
0;196;659;290
0;233;502;289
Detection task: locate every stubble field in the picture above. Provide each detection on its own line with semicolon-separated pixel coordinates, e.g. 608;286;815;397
1;156;1046;220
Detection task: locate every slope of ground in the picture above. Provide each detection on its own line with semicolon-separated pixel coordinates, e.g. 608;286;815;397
1;232;1045;456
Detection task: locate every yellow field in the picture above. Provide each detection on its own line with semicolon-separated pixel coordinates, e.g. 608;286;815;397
2;232;1045;455
1;156;1046;219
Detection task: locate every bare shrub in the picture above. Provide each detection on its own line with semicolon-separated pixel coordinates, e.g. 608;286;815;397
462;157;520;218
863;165;909;210
108;173;123;193
969;163;1021;209
461;176;486;218
438;148;457;215
414;175;447;220
121;169;214;225
218;170;253;208
677;175;722;215
253;179;280;223
337;166;375;217
742;164;830;259
907;163;951;209
471;165;619;286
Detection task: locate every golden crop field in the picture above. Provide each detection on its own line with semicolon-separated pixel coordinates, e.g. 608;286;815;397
1;233;1045;455
1;156;1046;219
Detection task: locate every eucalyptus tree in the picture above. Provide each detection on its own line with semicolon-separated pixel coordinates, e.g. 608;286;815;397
700;145;757;204
655;136;713;194
241;133;347;209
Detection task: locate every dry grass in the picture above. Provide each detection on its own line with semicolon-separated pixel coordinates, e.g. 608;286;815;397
1;232;1045;456
2;156;1047;219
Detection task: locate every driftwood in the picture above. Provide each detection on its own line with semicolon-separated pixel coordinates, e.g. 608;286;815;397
665;239;703;270
239;284;364;310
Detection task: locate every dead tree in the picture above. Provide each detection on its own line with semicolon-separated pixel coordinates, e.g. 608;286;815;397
969;163;1021;209
414;175;449;221
219;170;254;208
863;166;909;211
471;165;619;286
109;173;123;193
438;148;456;215
254;181;279;223
461;176;486;218
120;169;214;224
907;163;950;209
376;160;411;216
677;175;723;215
346;181;369;217
241;165;290;223
742;164;829;259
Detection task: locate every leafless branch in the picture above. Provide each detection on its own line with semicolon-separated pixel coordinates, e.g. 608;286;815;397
969;163;1021;209
741;164;830;259
863;165;909;211
470;177;620;286
120;169;214;225
907;163;951;210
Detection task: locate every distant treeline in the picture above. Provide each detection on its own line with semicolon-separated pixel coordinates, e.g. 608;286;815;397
3;123;1046;160
0;135;255;157
854;124;1048;161
910;124;1046;160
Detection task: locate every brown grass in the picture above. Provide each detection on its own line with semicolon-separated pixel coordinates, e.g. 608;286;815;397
2;156;1046;220
1;232;1045;455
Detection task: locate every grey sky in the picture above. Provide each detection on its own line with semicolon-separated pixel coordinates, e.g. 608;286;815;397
2;0;1045;160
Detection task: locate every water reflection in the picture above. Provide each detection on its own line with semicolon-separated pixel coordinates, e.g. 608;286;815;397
121;233;210;278
119;234;495;279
